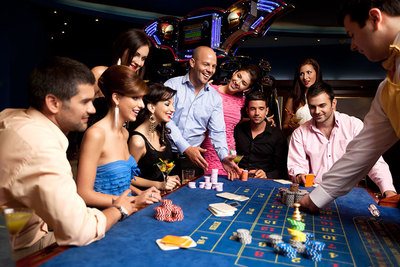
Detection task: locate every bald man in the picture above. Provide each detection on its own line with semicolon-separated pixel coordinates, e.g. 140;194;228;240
165;46;239;179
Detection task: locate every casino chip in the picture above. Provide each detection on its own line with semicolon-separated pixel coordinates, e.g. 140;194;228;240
268;234;283;247
305;246;323;262
307;240;325;252
279;187;307;207
154;199;184;222
233;229;252;245
274;243;297;259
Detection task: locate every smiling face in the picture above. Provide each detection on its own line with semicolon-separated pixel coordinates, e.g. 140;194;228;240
118;94;145;122
308;92;337;126
57;83;96;133
153;97;175;123
189;47;217;89
226;70;252;95
299;64;317;89
122;45;150;73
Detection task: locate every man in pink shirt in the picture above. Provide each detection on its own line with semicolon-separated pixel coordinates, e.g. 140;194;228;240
288;81;397;197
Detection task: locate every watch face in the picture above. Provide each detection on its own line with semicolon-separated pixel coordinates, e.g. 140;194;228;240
118;206;129;221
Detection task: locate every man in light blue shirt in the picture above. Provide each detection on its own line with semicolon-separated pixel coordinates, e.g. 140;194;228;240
165;46;239;178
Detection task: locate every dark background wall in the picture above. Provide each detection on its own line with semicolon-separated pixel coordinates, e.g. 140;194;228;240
1;0;386;110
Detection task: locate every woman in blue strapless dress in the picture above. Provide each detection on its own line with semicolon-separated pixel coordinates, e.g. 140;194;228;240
128;83;180;191
94;156;140;195
76;65;162;209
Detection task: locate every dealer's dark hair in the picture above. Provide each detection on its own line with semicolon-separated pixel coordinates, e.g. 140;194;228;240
338;0;400;27
29;56;95;111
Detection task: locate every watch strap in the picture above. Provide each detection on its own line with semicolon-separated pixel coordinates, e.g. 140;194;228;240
115;205;128;221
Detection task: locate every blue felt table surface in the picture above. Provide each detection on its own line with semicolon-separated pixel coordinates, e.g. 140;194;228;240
41;178;400;267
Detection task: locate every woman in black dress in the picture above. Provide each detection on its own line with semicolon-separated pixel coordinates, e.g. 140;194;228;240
129;83;180;191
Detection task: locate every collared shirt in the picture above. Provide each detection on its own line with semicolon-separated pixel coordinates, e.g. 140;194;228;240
310;32;400;208
234;120;288;179
0;108;106;250
288;111;395;194
165;73;228;160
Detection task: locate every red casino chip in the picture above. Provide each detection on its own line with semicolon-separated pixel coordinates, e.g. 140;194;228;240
154;200;184;222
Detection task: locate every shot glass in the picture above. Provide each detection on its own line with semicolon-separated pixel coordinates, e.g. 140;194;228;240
181;169;195;184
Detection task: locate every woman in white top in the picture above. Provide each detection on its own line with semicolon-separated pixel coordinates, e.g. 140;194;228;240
283;58;323;137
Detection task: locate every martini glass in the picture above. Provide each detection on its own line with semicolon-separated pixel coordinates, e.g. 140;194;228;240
233;155;244;164
3;207;33;249
156;159;175;194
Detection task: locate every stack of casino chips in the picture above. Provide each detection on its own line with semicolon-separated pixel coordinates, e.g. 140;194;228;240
266;211;325;262
279;185;307;207
267;233;325;262
304;240;325;262
286;216;306;252
274;243;297;259
289;239;306;254
268;234;283;247
154;199;184;222
232;229;252;245
305;232;315;243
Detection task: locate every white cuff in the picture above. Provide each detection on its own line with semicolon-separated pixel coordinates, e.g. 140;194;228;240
309;185;335;208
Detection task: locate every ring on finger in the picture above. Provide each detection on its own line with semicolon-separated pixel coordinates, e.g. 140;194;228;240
150;193;153;198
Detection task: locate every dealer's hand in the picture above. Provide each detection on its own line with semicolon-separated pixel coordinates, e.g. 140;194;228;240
184;146;208;170
299;194;320;213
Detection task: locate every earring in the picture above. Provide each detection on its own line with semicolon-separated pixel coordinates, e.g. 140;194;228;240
114;105;119;129
149;114;156;133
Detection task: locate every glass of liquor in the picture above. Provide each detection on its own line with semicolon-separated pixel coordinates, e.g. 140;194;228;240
2;207;33;250
156;159;175;194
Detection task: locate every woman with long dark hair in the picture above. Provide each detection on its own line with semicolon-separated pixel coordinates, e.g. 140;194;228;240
282;58;323;137
129;83;180;191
